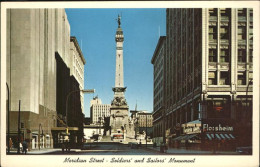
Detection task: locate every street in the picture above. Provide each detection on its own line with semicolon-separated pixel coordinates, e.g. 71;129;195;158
37;142;163;155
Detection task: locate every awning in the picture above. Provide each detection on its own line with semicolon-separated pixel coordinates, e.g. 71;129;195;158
173;135;186;141
173;134;199;141
206;133;235;140
185;134;199;140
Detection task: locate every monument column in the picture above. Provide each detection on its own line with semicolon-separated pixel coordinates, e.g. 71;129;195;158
110;15;129;139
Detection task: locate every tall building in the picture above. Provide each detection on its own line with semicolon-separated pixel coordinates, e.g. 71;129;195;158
6;9;70;150
69;37;86;114
110;15;129;138
6;9;85;150
151;36;166;145
152;8;253;150
90;96;111;124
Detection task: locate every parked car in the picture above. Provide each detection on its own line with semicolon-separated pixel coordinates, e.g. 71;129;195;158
236;146;252;155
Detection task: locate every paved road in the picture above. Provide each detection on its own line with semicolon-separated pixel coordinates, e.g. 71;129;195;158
45;143;163;155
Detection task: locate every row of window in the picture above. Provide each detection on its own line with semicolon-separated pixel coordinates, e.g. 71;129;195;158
209;25;253;41
208;71;253;85
209;8;253;17
209;48;253;63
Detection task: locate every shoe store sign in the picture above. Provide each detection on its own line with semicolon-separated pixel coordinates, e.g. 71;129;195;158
203;124;233;132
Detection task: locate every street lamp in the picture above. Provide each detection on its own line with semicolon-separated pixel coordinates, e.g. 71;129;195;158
246;79;253;146
65;89;95;127
246;79;253;118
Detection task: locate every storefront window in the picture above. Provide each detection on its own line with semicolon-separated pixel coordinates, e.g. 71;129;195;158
207;99;231;118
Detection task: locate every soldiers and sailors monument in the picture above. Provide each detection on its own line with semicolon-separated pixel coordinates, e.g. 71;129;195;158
109;15;134;140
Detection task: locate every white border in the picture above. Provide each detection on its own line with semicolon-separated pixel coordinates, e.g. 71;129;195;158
1;1;259;167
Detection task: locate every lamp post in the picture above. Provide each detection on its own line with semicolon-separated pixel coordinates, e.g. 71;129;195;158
65;89;95;127
246;79;253;119
246;79;253;146
65;89;94;145
6;83;10;154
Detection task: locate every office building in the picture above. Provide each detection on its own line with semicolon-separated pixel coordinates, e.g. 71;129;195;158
151;36;166;145
69;37;86;114
152;8;253;150
90;97;111;124
6;9;85;150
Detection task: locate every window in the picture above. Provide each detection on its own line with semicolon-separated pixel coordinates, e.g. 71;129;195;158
220;8;230;16
238;49;246;62
208;71;217;85
207;99;231;118
209;26;217;41
209;8;217;16
220;71;230;85
249;72;253;81
249;49;253;62
237;72;246;85
209;49;217;62
220;26;229;40
238;8;247;16
249;26;253;40
220;49;229;62
238;26;246;40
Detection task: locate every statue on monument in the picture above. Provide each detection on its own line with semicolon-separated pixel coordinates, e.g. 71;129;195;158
111;96;127;106
117;14;121;27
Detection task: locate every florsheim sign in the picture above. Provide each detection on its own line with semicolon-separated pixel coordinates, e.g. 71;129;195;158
202;119;235;132
203;124;234;132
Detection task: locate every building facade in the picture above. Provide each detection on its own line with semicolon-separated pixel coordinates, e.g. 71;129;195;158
69;37;86;114
6;9;85;150
151;36;166;145
90;97;111;124
153;8;253;150
130;110;153;139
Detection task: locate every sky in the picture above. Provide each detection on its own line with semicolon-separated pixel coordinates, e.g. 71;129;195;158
65;8;166;117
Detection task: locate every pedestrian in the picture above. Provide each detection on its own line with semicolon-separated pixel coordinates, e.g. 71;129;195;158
22;140;28;154
9;138;13;149
19;142;23;152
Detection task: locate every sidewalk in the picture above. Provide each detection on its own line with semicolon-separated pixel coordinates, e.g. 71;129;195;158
7;148;64;155
144;146;239;155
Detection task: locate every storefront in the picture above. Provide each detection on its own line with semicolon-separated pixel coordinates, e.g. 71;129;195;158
172;120;201;149
51;127;80;148
201;119;236;151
